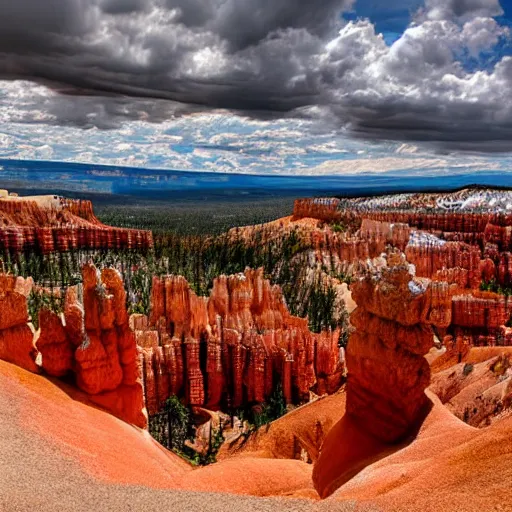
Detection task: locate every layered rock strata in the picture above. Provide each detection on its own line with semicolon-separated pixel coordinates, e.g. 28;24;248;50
352;211;493;234
405;241;482;288
0;197;152;254
293;198;342;222
359;219;411;251
294;197;512;347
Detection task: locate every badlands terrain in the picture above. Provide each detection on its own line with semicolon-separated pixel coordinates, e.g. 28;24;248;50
1;187;512;511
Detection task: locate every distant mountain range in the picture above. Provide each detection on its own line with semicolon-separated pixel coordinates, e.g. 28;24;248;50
2;158;512;202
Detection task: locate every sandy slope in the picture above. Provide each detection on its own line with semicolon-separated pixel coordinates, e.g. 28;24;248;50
218;390;346;462
2;359;512;512
328;392;512;511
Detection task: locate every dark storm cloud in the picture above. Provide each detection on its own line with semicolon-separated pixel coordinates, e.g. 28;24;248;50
334;98;512;153
0;0;511;152
0;0;343;111
0;0;92;53
101;0;148;15
210;0;349;50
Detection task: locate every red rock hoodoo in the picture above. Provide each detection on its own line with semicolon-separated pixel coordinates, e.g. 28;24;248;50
69;264;147;427
313;251;453;498
346;253;436;442
0;265;147;428
135;268;344;415
0;274;38;372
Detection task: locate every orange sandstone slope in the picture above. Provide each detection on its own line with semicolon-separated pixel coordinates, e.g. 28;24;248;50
0;359;316;499
0;360;190;489
328;392;512;512
2;358;512;511
217;390;347;463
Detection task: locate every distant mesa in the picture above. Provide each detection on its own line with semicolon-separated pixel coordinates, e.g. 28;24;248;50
0;190;153;254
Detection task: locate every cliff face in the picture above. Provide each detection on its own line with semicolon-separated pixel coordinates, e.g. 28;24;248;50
293;198;342;222
0;274;38;372
356;211;493;234
405;242;482;289
137;268;344;415
452;293;512;330
359;219;411;251
0;197;153;254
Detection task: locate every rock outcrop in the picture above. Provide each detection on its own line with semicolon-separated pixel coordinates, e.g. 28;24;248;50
0;265;147;428
313;251;452;497
293;198;341;222
359;219;411;251
0;274;38;372
0;196;153;254
37;306;75;377
136;268;344;415
355;211;492;234
452;292;512;330
71;264;146;427
405;241;481;288
346;252;438;442
430;352;512;427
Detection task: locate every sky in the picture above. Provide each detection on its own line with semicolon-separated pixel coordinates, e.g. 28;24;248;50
0;0;512;176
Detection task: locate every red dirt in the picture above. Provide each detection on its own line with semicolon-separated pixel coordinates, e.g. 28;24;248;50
3;358;512;511
0;359;316;498
181;458;316;497
0;360;190;488
218;390;347;462
328;391;512;511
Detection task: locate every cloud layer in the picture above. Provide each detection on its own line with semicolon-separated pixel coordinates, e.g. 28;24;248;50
0;78;508;177
0;0;510;152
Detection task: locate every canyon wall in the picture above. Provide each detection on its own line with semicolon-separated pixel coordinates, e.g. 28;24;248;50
136;268;344;415
452;292;512;330
294;202;512;283
359;219;411;251
352;211;494;234
294;200;512;347
405;241;482;288
0;197;153;254
293;198;342;222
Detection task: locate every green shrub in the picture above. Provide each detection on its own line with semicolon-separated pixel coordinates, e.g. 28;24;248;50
27;289;64;329
462;363;474;376
331;223;347;233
